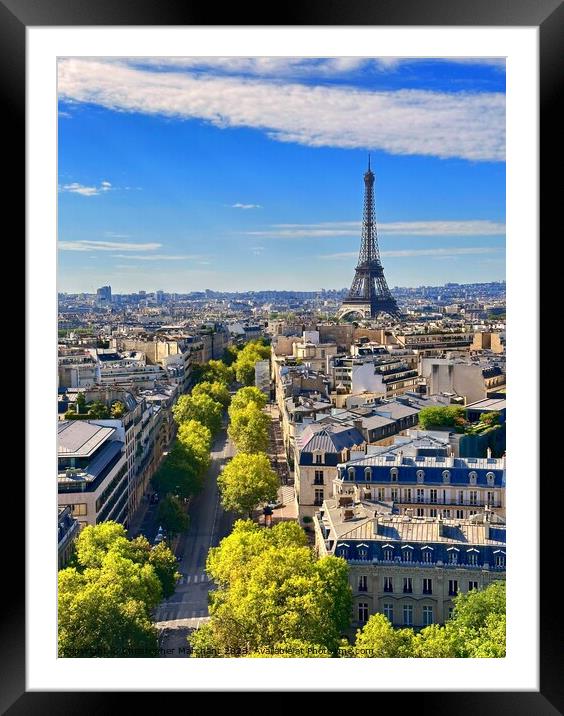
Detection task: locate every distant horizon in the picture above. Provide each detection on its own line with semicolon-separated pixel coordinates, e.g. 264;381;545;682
58;279;506;297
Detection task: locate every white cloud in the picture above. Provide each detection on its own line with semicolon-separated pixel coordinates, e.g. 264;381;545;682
231;203;262;209
60;180;112;196
320;247;500;260
59;240;162;252
246;220;505;239
58;58;505;162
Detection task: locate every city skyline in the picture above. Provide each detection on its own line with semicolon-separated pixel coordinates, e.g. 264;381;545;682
58;56;506;293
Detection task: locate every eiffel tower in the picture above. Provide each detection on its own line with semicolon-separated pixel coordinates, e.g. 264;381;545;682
338;159;401;320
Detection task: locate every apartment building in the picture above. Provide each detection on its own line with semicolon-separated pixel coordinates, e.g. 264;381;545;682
314;500;506;629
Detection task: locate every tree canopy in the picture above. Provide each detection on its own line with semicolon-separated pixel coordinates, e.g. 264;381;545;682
233;340;271;386
173;393;223;436
58;522;179;657
229;386;268;414
217;452;279;518
189;520;351;657
227;402;270;454
417;405;466;430
191;380;231;409
157;494;189;537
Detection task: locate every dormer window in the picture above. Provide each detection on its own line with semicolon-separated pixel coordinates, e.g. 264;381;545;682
390;468;398;482
358;547;368;560
416;469;425;483
469;471;477;485
383;547;394;562
348;467;355;481
442;470;450;484
315;453;323;465
364;467;372;482
486;472;495;486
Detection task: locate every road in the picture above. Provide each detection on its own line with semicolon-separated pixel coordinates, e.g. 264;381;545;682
153;425;236;657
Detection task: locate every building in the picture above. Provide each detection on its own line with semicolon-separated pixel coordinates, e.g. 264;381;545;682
471;331;505;354
96;285;112;307
420;357;506;404
94;349;167;389
328;353;419;402
294;423;365;521
395;332;473;355
255;359;271;397
334;434;506;520
58;505;80;569
58;420;128;526
314;500;506;630
58;349;99;388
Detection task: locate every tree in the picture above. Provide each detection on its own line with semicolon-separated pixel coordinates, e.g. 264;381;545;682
227;403;270;454
75;391;87;414
176;419;212;474
149;541;181;599
111;400;126;418
152;441;201;499
229;386;267;413
173;393;223;435
222;345;239;366
233;341;270;386
353;613;414;657
190;520;351;657
58;523;174;657
202;359;234;385
192;380;231;409
217;452;279;518
157;494;189;538
417;406;465;430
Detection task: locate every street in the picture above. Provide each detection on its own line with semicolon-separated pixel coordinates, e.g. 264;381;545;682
152;425;236;656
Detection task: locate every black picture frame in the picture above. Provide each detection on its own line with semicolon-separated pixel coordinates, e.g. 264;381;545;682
9;0;560;709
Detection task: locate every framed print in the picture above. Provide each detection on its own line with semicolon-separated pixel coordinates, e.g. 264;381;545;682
7;0;560;709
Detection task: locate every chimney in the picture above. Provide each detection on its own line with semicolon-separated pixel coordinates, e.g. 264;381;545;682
486;446;492;458
343;508;354;521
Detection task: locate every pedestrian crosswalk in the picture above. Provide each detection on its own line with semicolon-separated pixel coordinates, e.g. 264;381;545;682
154;605;209;623
176;571;210;585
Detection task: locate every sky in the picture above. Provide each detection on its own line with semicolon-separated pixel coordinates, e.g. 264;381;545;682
57;57;506;294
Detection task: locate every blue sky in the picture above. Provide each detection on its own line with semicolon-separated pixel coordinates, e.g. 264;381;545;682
58;57;506;293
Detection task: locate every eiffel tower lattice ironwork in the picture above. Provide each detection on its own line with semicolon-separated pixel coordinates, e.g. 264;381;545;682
338;159;401;320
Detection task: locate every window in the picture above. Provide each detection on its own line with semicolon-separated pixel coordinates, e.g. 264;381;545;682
338;546;349;559
469;471;477;485
416;488;425;503
456;509;464;519
422;605;434;626
402;548;413;562
378;488;385;501
495;553;506;568
423;578;433;594
71;503;87;517
448;606;455;620
430;489;437;504
391;488;398;502
348;467;355;481
357;547;368;560
442;470;450;484
448;580;458;596
469;490;478;506
315;454;323;465
358;575;368;592
358;603;369;623
422;549;433;563
383;603;394;622
487;491;495;506
365;468;372;481
404;488;412;502
429;508;437;518
468;581;479;591
416;469;425;483
486;472;495;486
403;604;413;626
416;508;424;517
458;490;465;504
467;551;478;565
403;577;413;594
314;489;324;506
384;577;393;593
390;468;398;482
442;509;451;518
448;550;458;565
383;548;393;562
314;470;324;485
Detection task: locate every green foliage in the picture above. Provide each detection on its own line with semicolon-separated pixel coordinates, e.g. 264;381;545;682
191;380;231;409
173;393;223;435
417;406;465;430
203;359;235;385
111;400;126;418
353;581;506;659
229;386;267;413
233;340;271;386
189;520;352;657
217;452;279;517
58;522;179;657
152;441;201;499
76;392;86;412
222;345;239;366
481;411;501;426
227;403;270;454
157;494;189;537
149;541;181;599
